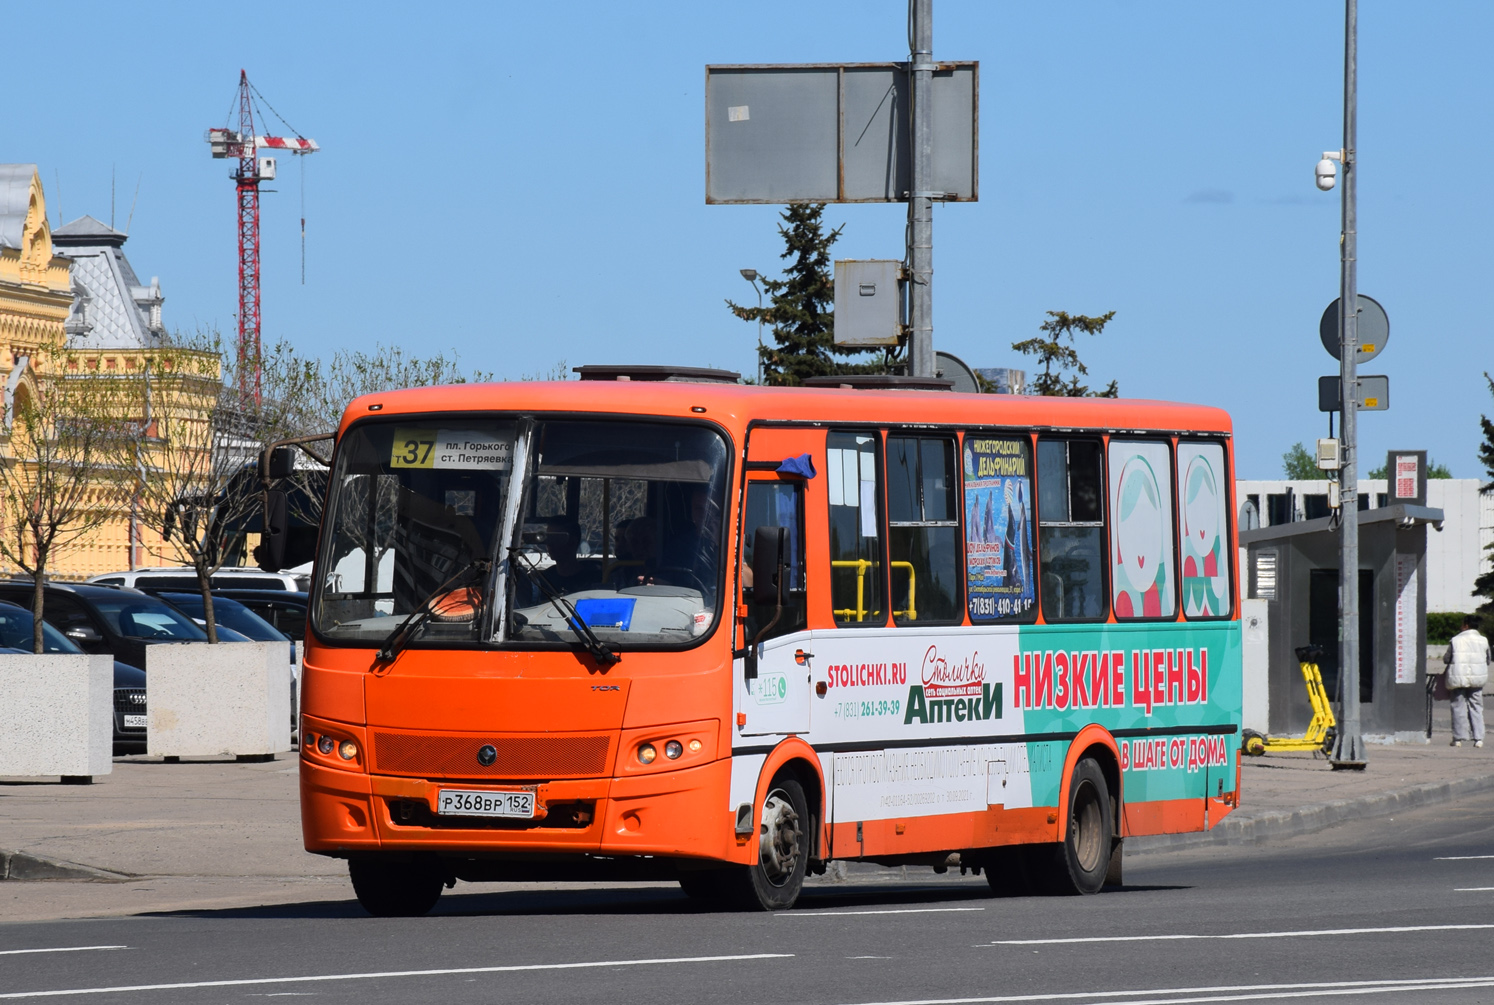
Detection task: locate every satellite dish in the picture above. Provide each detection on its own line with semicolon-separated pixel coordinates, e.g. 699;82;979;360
935;351;981;393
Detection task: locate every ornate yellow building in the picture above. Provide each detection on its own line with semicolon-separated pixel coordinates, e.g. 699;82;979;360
0;165;215;580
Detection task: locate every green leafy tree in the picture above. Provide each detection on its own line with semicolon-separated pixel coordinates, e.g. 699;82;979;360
1012;311;1119;397
1282;442;1332;480
726;204;885;386
1473;374;1494;625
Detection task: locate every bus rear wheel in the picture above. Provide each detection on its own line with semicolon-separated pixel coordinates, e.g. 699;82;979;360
1052;758;1113;896
348;859;445;917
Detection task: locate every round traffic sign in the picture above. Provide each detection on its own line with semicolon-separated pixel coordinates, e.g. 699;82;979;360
1319;295;1389;363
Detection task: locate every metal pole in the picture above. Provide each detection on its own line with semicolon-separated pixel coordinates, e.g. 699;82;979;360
1331;0;1366;769
755;282;764;385
907;0;935;377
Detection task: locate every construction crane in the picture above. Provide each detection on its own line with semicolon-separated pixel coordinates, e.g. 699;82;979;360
206;70;318;405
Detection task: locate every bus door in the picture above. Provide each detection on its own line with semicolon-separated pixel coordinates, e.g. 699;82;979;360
735;439;813;737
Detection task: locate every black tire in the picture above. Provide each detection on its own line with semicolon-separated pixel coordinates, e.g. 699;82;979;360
348;859;444;917
1051;758;1113;895
720;777;810;911
677;869;732;902
983;845;1040;897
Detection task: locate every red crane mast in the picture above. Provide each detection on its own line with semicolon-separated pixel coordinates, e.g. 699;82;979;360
206;70;318;405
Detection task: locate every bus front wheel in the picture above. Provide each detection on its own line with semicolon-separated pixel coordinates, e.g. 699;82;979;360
732;777;810;911
349;859;445;917
1052;758;1113;896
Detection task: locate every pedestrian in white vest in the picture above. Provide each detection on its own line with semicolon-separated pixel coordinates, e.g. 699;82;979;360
1443;616;1490;748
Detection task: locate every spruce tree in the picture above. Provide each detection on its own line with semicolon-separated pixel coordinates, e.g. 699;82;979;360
727;204;884;385
1473;373;1494;627
1011;310;1119;397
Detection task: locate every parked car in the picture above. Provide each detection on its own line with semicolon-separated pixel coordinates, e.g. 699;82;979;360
86;567;308;592
152;591;296;674
0;600;147;755
0;581;248;671
197;589;309;642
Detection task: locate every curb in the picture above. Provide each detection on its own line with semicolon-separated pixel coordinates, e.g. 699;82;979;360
0;850;134;883
1126;770;1494;855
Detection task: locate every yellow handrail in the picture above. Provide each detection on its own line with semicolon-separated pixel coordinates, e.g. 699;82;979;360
831;559;916;621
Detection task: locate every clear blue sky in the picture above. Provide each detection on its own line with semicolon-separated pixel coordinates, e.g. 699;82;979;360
10;2;1490;478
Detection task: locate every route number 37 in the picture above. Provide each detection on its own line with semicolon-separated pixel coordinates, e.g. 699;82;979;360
390;428;437;468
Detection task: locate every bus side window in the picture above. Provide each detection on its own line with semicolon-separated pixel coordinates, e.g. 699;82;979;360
887;435;961;624
741;481;807;643
1108;439;1177;619
1036;438;1107;621
826;432;885;626
962;434;1037;622
1176;441;1232;618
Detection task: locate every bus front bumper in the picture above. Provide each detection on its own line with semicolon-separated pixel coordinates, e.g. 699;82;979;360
300;757;742;863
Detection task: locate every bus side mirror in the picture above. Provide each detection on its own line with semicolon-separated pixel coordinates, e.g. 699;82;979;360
257;489;288;572
752;526;787;607
267;446;296;480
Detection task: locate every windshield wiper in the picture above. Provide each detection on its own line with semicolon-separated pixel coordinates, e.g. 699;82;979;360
508;547;620;667
374;558;491;665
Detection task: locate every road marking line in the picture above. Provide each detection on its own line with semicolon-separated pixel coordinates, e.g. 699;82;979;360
1454;887;1494;891
826;975;1494;1005
0;948;126;958
0;952;791;1000
990;922;1494;945
786;907;985;917
1435;854;1494;860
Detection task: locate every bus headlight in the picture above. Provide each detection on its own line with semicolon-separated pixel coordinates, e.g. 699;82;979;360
665;740;683;760
637;743;657;764
317;735;335;755
338;740;359;761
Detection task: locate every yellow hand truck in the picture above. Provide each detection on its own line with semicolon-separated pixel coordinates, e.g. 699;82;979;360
1241;644;1337;756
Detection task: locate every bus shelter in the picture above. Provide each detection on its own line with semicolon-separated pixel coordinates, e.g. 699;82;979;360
1241;503;1444;743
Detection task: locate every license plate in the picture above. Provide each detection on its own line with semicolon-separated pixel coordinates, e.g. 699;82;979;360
435;789;535;818
124;715;148;729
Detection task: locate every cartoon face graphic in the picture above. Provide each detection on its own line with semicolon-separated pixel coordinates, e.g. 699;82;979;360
1182;455;1220;560
1115;456;1163;593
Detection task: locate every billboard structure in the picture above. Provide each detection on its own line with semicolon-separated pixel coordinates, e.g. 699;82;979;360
705;62;977;205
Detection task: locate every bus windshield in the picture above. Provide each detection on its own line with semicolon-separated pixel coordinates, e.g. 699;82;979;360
315;419;518;645
312;417;729;651
506;419;728;648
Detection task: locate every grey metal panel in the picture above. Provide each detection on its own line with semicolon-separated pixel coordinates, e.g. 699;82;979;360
841;67;908;201
931;64;977;200
706;62;976;204
706;66;839;204
834;260;902;346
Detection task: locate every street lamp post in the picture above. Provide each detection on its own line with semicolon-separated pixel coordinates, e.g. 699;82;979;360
1318;0;1366;770
740;269;764;384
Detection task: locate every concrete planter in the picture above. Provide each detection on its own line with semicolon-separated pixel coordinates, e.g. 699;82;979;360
147;641;292;758
0;654;113;781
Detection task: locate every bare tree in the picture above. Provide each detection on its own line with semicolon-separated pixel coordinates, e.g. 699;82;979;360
129;339;259;642
0;345;129;652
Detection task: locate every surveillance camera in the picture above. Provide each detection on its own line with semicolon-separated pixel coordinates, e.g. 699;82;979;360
1315;157;1337;191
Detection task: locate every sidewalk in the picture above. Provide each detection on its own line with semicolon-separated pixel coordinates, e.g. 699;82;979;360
2;712;1491;922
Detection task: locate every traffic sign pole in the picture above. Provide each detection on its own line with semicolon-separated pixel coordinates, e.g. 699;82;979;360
1332;0;1366;770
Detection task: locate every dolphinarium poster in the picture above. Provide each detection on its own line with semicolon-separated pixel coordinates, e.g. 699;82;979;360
963;437;1035;621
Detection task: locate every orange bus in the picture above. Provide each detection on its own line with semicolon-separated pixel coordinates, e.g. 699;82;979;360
267;366;1241;916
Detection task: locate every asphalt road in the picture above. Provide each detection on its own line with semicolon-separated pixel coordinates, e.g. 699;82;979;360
3;786;1493;1005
